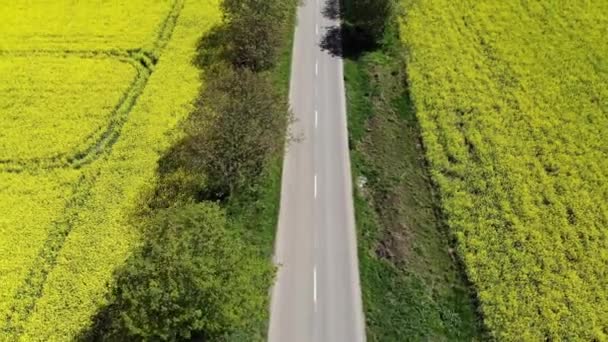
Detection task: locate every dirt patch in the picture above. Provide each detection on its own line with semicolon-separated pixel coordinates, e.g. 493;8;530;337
359;61;418;265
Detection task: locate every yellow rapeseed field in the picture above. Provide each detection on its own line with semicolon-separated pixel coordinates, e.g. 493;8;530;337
0;1;173;51
0;0;222;339
0;57;137;161
401;0;608;340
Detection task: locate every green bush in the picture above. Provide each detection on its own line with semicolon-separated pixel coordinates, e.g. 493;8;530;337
183;65;290;198
222;0;297;71
97;203;273;341
343;0;393;44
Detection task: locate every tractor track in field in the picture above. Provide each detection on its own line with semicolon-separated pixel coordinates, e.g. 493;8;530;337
0;0;184;174
0;0;185;337
0;57;148;174
1;174;95;337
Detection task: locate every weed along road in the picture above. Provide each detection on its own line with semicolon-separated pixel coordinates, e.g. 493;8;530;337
268;0;366;341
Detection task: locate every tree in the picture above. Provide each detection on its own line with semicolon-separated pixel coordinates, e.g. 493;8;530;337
222;0;296;71
98;204;273;340
185;65;290;198
345;0;393;44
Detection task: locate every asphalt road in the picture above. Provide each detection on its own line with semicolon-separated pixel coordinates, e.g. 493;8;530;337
268;0;366;341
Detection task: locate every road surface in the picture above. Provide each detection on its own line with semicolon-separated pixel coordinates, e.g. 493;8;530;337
268;0;366;341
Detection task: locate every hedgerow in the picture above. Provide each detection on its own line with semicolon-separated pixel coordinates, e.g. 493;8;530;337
401;0;608;339
89;203;273;341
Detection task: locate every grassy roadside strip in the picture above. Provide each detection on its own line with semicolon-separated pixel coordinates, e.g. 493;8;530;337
341;5;486;341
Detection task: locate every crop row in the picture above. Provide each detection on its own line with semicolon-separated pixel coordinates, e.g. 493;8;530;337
401;0;608;340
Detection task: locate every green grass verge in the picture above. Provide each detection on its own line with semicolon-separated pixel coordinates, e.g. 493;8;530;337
344;28;486;342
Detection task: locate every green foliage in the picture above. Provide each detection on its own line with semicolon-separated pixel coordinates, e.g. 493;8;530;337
97;204;272;341
221;0;297;71
401;0;608;339
343;0;393;44
183;66;289;197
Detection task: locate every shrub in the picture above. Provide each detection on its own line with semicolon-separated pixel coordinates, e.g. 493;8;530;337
344;0;393;45
98;203;273;341
184;65;290;198
222;0;296;71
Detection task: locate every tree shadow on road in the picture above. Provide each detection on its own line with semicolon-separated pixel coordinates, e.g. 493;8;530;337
322;0;341;20
320;24;377;60
319;0;378;59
